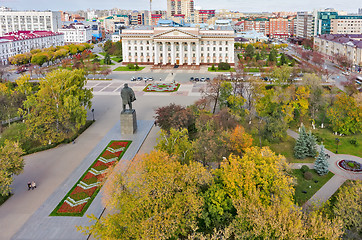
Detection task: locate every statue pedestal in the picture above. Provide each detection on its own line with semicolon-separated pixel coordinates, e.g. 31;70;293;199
120;109;137;134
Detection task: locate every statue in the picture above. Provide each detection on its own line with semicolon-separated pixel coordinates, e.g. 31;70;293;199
120;83;136;112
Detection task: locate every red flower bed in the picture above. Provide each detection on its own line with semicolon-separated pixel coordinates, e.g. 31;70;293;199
93;160;115;168
71;186;98;197
109;141;129;148
102;151;120;159
83;172;96;180
58;201;87;213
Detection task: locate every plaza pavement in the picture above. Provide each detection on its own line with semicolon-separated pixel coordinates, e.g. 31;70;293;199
287;129;362;208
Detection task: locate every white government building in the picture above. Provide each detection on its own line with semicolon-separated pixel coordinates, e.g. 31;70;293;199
121;26;235;66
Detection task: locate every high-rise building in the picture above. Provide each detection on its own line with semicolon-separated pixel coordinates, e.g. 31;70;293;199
167;0;195;23
358;8;362;15
296;12;315;38
330;16;362;34
0;10;61;36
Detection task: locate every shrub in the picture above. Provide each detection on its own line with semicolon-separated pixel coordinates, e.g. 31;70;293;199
301;165;310;173
349;138;358;146
83;177;98;185
218;62;230;70
347;162;355;168
211;64;216;70
135;63;139;70
127;63;135;69
304;171;313;180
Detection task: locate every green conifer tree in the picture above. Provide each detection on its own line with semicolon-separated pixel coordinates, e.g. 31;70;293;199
314;145;329;175
305;131;317;157
294;126;308;159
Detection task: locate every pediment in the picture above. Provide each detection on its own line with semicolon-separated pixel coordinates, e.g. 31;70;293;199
153;29;200;39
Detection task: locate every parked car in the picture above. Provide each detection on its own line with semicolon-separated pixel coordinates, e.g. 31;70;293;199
200;77;206;82
148;77;154;81
194;77;199;82
342;71;350;76
190;77;194;82
131;77;136;81
137;77;142;81
206;77;210;81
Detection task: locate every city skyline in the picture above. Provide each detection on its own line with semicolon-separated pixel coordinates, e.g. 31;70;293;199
0;0;360;13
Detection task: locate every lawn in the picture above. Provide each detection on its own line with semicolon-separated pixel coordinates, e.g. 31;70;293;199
291;169;334;206
0;193;12;206
98;52;106;57
111;57;122;63
99;59;115;65
311;128;362;158
244;68;260;72
268;136;315;163
114;66;145;71
207;67;236;72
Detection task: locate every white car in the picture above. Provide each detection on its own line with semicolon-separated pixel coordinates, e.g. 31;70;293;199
342;72;350;76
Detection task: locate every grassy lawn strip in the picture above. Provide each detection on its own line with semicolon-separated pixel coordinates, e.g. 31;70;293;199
99;59;115;65
291;169;334;206
268;136;315;163
244;68;260;72
111;57;122;62
207;67;236;72
0;193;12;206
69;192;89;201
50;140;131;217
114;66;145;71
312;129;361;158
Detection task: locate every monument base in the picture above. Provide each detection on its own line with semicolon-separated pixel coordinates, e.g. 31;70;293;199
120;109;137;134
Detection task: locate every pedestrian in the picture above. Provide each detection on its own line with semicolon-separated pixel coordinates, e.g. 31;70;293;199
27;182;31;191
31;181;36;190
160;78;162;81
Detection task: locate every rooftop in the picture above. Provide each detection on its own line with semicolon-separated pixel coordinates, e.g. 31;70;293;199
318;34;362;48
0;31;63;42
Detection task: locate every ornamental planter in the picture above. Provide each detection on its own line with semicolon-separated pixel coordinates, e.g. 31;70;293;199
143;83;180;92
50;140;131;216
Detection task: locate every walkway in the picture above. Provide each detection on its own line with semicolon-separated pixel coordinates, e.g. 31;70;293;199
287;129;362;208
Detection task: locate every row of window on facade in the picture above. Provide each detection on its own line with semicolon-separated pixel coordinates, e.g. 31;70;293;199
129;52;228;57
127;40;229;45
129;46;228;51
126;57;228;64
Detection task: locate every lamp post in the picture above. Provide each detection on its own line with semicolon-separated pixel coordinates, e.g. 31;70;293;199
91;108;95;121
335;138;340;154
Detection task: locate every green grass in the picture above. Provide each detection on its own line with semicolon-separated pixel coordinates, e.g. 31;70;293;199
0;193;12;206
111;57;122;63
113;66;145;71
207;67;236;72
311;128;362;158
99;59;115;65
291;169;334;206
98;52;106;57
244;68;260;72
50;140;132;217
268;136;315;163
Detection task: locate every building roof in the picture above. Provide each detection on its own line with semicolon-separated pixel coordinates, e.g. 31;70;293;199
0;31;63;42
318;34;362;48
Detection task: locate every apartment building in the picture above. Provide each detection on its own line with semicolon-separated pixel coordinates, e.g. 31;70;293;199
331;16;362;34
58;23;92;43
195;10;215;24
167;0;195;23
314;34;362;66
296;12;315;38
0;10;61;36
0;30;64;64
121;25;235;66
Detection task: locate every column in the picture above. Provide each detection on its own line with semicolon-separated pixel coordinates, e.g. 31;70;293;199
154;41;159;65
196;41;200;65
171;42;175;65
222;41;226;62
229;41;234;64
179;42;184;65
123;40;128;63
162;42;167;65
187;42;191;65
131;41;135;62
216;41;220;63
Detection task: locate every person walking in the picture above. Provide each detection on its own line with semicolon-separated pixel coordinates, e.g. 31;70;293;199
27;182;31;191
31;181;36;190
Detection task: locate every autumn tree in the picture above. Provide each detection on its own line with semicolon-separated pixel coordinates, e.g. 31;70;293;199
201;78;223;114
272;65;293;84
0;140;24;196
31;52;49;67
23;69;93;145
154;103;195;133
244;44;255;59
79;150;212;239
327;93;362;135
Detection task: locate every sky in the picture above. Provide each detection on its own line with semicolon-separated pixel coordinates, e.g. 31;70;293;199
0;0;360;13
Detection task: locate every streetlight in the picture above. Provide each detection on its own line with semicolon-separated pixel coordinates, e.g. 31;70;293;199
91;109;95;121
335;138;340;154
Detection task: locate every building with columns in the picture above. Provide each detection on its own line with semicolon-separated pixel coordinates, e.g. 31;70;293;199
121;26;235;66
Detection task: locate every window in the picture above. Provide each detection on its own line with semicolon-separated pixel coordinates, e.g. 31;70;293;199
226;47;228;51
201;47;204;51
213;47;216;51
219;47;222;51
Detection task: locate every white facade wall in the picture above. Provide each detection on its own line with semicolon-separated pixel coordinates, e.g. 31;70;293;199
59;25;92;43
121;27;234;65
0;11;61;36
0;33;64;64
331;19;362;34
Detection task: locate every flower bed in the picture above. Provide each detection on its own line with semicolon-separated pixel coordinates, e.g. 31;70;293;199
337;160;362;172
143;83;180;92
50;140;131;216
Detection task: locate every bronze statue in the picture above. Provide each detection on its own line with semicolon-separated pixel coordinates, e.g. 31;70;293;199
121;83;136;111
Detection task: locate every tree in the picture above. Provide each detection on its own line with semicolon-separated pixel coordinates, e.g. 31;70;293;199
201;78;223;114
104;53;112;65
218;82;233;108
31;52;49;67
218;62;230;70
0;140;24;196
331;180;362;238
103;40;113;53
100;68;112;79
224;125;253;156
23;69;93;145
327;93;362;135
280;53;288;65
155;128;194;164
78;150;212;239
268;48;278;63
154;104;195;133
311;52;324;66
305;131;317;157
244;44;255;59
272;65;292;84
314;145;329;175
292;85;310;121
294;126;309;159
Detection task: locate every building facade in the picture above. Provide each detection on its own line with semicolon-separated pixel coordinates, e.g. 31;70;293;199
167;0;195;23
314;34;362;67
58;23;92;43
0;31;64;64
330;16;362;34
0;10;61;36
121;26;234;66
296;12;315;38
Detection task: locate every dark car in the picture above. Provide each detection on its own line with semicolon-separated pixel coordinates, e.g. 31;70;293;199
190;77;194;82
194;77;199;82
137;77;142;81
206;77;210;81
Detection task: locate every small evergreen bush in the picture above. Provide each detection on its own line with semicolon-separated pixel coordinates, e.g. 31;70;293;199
303;171;313;180
314;145;329;175
301;165;310;173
